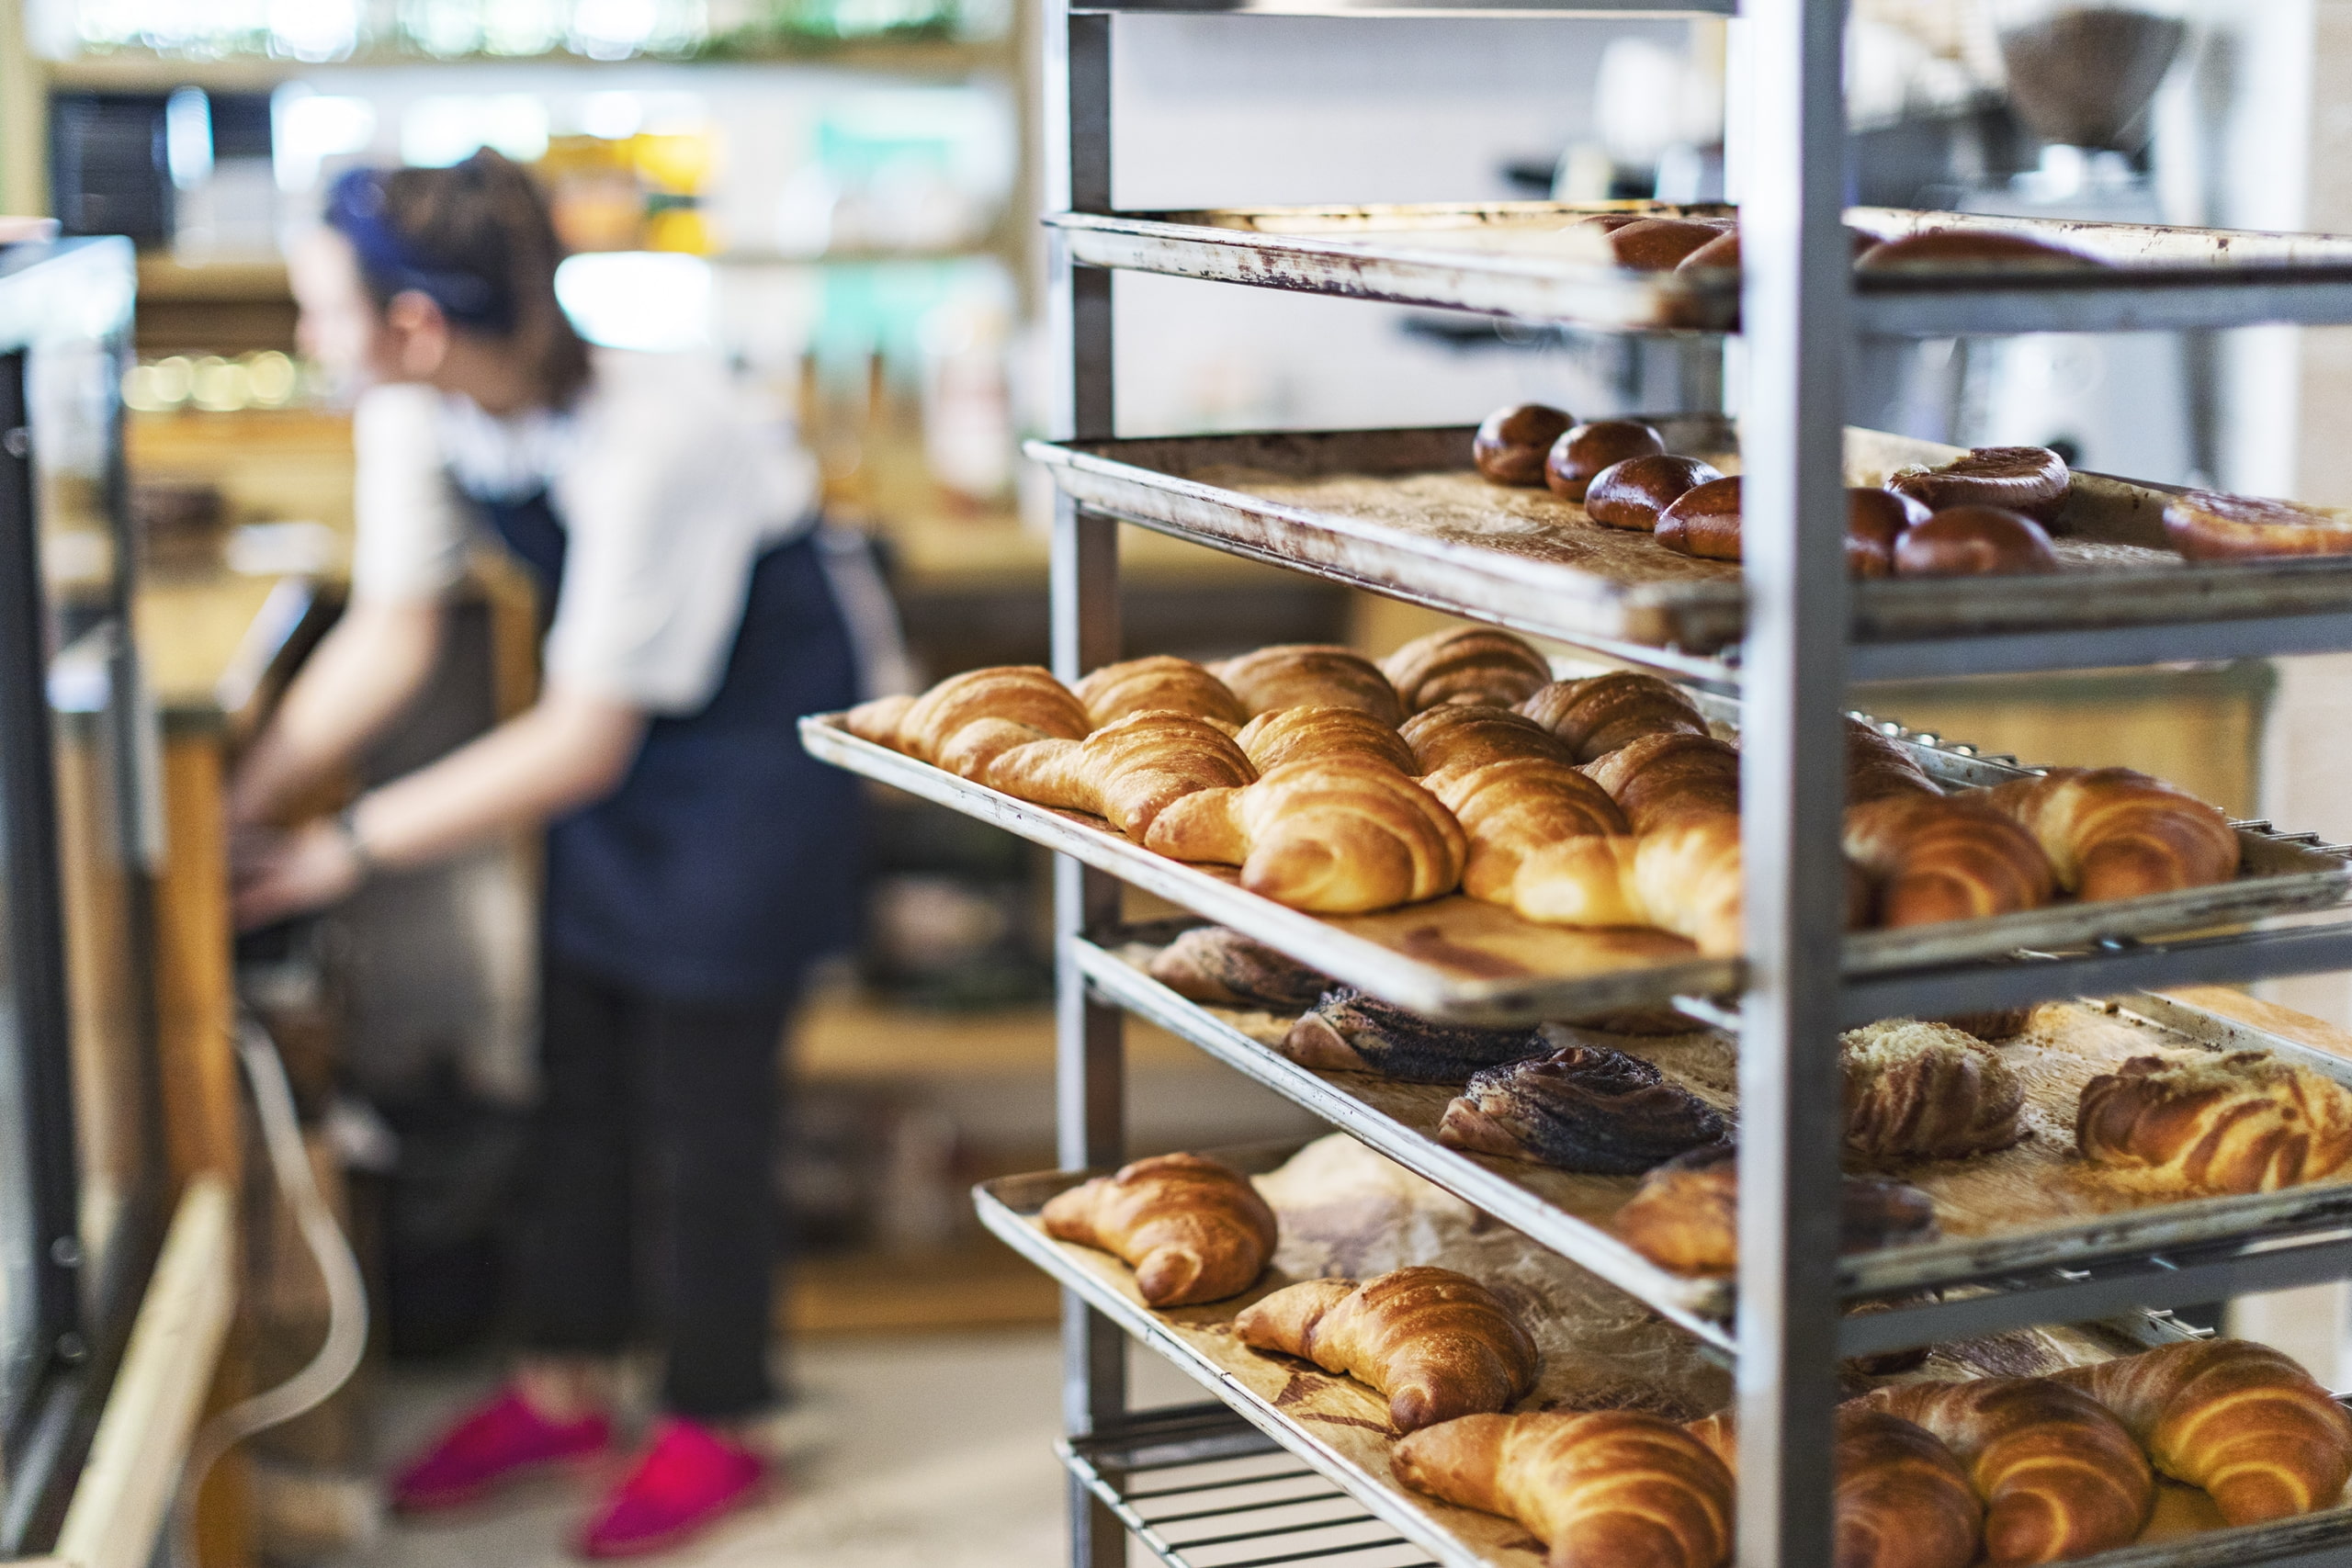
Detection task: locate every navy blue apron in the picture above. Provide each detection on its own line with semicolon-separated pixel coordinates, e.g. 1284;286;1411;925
475;490;861;1002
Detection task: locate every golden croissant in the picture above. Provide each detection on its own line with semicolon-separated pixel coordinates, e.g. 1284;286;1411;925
1402;704;1575;775
2052;1337;2352;1526
1208;645;1405;725
1422;756;1629;907
1518;671;1710;762
1039;1152;1277;1307
1143;760;1466;913
1235;705;1419;776
1982;765;2238;900
1847;717;1943;805
1393;1409;1733;1568
1582;731;1741;834
1072;655;1249;728
1380;626;1554;713
1236;1266;1537;1434
1843;794;2054;927
1476;818;1745;956
893;665;1091;767
1688;1406;1983;1568
981;709;1256;837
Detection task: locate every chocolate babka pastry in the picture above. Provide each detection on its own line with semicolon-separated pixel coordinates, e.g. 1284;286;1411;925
1437;1045;1727;1174
1280;989;1548;1082
1147;926;1332;1011
1616;1144;1939;1277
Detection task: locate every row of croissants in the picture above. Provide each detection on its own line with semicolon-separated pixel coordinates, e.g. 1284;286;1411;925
842;626;2242;951
1044;1152;2352;1568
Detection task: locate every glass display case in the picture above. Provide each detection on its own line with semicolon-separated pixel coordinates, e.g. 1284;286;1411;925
0;235;165;1552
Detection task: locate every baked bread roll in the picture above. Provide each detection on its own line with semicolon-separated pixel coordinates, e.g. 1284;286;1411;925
1072;655;1250;728
1690;1407;1983;1568
1674;226;1881;275
1403;705;1576;775
1283;987;1547;1082
1605;217;1732;271
2052;1337;2352;1526
1586;455;1725;532
1236;1267;1538;1434
1236;705;1419;776
1545;420;1667;502
1615;1144;1937;1276
892;665;1092;767
1582;731;1741;833
1381;626;1554;713
1424;756;1630;906
1847;718;1942;805
1145;926;1330;1011
1840;1018;2026;1159
2162;490;2352;561
1041;1152;1278;1307
1980;766;2238;900
1894;506;2060;578
1144;760;1466;913
1856;231;2103;274
1862;1378;2154;1567
982;709;1257;837
844;692;916;747
2076;1050;2352;1193
1475;403;1575;486
1655;476;1744;561
1519;671;1710;761
1209;645;1406;726
1393;1410;1734;1568
1842;793;2055;927
1848;487;1934;578
1438;1044;1726;1173
1887;446;2071;524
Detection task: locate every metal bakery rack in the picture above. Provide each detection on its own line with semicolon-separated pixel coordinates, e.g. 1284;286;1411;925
797;5;2352;1567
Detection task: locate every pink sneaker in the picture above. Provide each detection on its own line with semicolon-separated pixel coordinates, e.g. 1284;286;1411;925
574;1418;768;1559
390;1387;613;1514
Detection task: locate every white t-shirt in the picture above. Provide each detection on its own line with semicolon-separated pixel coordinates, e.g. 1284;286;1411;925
350;350;821;715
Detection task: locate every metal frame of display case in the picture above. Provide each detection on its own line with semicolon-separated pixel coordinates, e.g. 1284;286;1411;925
1019;6;2352;1568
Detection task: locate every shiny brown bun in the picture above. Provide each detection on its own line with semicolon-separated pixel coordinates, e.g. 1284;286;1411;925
2163;490;2352;560
1655;476;1744;560
1605;218;1728;270
1888;446;2071;523
1475;403;1574;487
1676;226;1880;273
1848;488;1933;578
1855;229;2105;271
1544;420;1667;502
1586;455;1724;532
1894;506;2060;578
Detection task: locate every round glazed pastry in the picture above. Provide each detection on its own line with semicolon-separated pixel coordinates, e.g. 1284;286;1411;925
1584;454;1724;532
1855;229;2103;271
2162;491;2352;560
1604;218;1729;271
1888;445;2071;523
1894;505;2061;577
1846;487;1933;578
1544;420;1668;501
1474;403;1575;487
1654;476;1744;560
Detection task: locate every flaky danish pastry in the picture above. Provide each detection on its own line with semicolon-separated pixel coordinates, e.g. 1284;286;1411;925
1041;1152;1277;1307
1518;672;1710;762
1282;987;1547;1082
1380;626;1554;714
1438;1045;1726;1173
1840;1019;2025;1160
1144;761;1467;913
1208;645;1405;725
982;710;1256;837
1981;766;2239;901
1393;1410;1734;1568
1236;1266;1537;1434
1072;655;1249;728
1146;926;1331;1011
1235;705;1419;776
2052;1337;2352;1526
2076;1050;2352;1194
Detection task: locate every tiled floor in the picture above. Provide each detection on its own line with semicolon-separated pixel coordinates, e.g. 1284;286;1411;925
336;1330;1191;1568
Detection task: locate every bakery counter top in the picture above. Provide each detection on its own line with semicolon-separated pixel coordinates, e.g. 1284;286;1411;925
136;570;333;734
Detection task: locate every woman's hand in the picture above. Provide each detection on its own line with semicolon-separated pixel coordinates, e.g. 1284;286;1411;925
232;818;365;931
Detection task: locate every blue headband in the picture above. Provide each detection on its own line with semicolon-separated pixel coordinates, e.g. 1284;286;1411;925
324;165;515;333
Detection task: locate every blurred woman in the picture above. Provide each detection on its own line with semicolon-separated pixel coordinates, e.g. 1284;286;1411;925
232;151;869;1557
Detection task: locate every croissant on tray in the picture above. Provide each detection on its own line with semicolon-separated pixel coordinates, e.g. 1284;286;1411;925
1143;760;1467;913
1424;757;1631;907
1381;626;1555;713
876;665;1092;770
1402;704;1577;775
1615;1144;1938;1277
2076;1049;2352;1193
982;710;1257;837
1982;766;2239;900
1582;731;1742;834
2052;1337;2352;1526
1519;671;1712;762
1843;794;2055;927
1488;818;1746;956
1237;1266;1539;1434
1840;1019;2025;1160
1688;1407;1983;1568
1040;1152;1278;1308
1072;655;1250;728
1393;1410;1734;1568
1209;645;1406;726
1861;1377;2153;1567
1236;705;1420;776
1847;718;1943;805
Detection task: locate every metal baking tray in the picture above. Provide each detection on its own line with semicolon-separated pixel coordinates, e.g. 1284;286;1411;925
978;1147;2344;1568
1049;202;2352;335
1027;421;2352;664
798;707;2352;1025
1081;936;2352;1325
